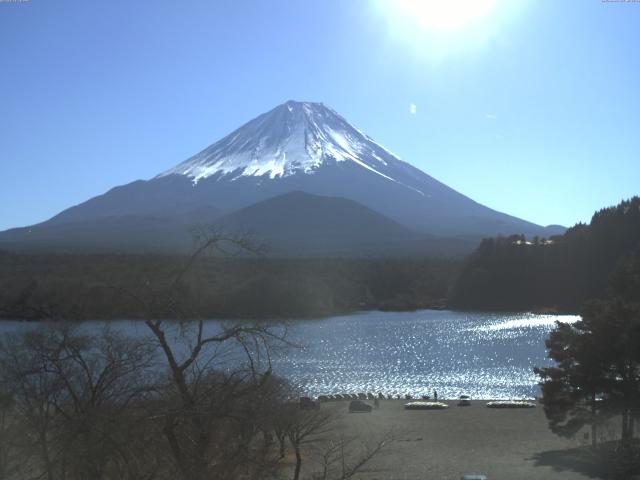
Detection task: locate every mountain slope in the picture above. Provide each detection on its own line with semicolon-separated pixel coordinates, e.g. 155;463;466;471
0;207;222;254
0;101;563;255
216;191;474;256
0;192;474;256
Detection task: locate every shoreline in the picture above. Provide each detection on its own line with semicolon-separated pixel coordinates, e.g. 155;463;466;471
328;399;603;479
0;304;580;323
316;395;539;402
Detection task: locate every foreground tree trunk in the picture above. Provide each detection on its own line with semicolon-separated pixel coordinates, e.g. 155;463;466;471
293;446;302;480
591;393;598;449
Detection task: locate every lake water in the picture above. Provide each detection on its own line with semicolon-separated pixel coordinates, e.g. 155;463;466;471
0;310;579;400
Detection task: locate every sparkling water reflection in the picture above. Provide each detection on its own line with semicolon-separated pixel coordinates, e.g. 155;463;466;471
273;310;579;400
0;310;579;400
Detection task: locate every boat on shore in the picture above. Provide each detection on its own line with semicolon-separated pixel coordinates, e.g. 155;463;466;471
404;401;449;410
486;400;536;409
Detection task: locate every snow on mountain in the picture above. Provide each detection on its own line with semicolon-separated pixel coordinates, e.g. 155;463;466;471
159;101;410;188
0;99;565;255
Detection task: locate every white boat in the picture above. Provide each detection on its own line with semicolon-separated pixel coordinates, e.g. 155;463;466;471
404;401;448;410
486;400;536;409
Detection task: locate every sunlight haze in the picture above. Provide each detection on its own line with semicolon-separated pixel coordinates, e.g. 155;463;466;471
0;0;638;230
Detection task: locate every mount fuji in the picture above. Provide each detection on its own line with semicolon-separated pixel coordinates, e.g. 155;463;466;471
0;101;563;255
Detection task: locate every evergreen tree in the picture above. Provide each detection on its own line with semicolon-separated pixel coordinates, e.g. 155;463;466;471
452;196;640;312
536;251;640;476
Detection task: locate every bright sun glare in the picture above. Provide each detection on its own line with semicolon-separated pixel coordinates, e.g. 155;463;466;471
376;0;505;57
392;0;497;31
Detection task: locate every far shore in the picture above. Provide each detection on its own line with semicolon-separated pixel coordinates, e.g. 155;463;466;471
0;303;581;323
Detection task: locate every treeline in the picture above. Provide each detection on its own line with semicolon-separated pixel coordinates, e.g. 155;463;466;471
0;234;396;480
0;252;459;320
450;196;640;312
535;237;640;477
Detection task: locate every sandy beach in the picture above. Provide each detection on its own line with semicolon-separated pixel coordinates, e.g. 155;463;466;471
320;399;610;480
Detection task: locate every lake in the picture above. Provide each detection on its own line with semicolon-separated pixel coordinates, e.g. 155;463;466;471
0;310;579;400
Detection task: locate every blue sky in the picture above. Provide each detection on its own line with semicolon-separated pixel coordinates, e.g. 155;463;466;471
1;0;638;231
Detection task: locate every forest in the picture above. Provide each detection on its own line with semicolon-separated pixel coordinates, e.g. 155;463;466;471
0;250;458;321
450;197;640;312
534;224;640;478
1;197;638;321
0;235;400;480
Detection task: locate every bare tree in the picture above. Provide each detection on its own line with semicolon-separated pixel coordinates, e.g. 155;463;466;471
0;324;158;480
277;401;396;480
0;230;396;480
310;431;397;480
0;390;17;480
112;230;290;480
286;407;335;480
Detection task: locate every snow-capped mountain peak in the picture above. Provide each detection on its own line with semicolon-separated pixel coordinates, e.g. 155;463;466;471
158;101;402;184
0;100;559;254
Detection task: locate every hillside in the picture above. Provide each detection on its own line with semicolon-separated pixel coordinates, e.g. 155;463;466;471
450;197;640;311
216;191;475;256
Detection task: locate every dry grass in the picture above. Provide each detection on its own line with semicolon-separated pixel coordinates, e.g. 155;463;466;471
323;399;609;480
